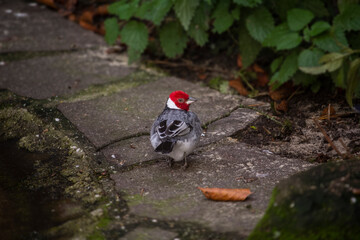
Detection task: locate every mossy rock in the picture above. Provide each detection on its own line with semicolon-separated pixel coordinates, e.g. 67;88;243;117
248;160;360;240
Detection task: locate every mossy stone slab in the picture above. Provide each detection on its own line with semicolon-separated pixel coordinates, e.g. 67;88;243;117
58;77;239;149
0;0;104;52
248;159;360;240
119;227;177;240
0;52;135;99
111;140;315;236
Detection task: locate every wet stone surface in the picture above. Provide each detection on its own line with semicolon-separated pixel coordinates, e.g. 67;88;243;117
0;0;104;52
119;227;177;240
0;50;135;99
58;77;240;149
111;139;315;236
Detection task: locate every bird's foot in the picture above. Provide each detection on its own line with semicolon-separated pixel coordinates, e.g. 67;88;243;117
181;153;188;170
167;158;174;168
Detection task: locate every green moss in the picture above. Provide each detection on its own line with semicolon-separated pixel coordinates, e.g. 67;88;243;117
45;70;158;107
124;193;191;217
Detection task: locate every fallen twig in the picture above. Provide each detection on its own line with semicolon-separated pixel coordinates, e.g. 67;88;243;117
313;118;346;158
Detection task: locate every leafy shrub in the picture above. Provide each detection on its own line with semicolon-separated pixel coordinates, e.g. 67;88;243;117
105;0;360;107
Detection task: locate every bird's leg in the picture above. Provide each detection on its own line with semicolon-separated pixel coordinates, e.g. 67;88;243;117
182;152;188;170
167;157;174;168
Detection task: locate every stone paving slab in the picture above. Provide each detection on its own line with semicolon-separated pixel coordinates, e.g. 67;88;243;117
0;50;135;99
0;0;104;52
119;227;177;240
101;107;260;168
111;139;315;236
58;77;240;149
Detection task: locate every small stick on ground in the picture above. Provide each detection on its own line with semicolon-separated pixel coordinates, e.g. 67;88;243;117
339;137;353;158
313;118;346;159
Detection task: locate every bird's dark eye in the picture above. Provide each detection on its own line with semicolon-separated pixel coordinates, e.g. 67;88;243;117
178;98;185;103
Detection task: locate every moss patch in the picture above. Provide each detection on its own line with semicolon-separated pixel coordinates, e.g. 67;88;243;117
248;160;360;240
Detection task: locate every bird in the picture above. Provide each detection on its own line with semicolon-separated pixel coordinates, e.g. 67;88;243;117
150;90;202;168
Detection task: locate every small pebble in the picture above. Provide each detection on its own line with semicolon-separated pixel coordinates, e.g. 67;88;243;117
14;12;28;18
55;118;60;122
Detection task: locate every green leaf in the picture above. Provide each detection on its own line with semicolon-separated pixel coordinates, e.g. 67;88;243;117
270;51;298;85
309;21;331;37
188;2;210;46
173;0;200;31
311;80;321;93
298;48;324;67
300;0;329;18
231;6;241;20
246;7;274;43
303;27;311;42
238;25;262;68
333;65;346;88
293;71;316;87
334;3;360;31
270;57;283;73
136;0;173;26
263;23;302;50
287;8;314;31
299;52;346;75
108;0;139;20
233;0;262;8
346;58;360;107
159;21;188;58
337;0;360;13
313;27;348;52
120;21;148;63
104;18;119;45
212;0;234;34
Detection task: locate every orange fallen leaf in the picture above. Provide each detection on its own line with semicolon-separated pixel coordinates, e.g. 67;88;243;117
275;99;288;112
79;20;97;32
269;82;294;101
320;104;336;117
252;63;265;73
229;78;248;96
95;5;109;15
256;72;269;87
36;0;57;9
197;73;207;80
198;187;252;201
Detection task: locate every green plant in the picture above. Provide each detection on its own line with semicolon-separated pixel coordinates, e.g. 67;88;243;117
104;0;360;107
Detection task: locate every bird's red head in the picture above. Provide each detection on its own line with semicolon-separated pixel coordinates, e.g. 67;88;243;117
168;91;196;111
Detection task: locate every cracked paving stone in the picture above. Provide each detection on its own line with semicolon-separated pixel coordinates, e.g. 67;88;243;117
58;77;239;149
111;139;315;236
101;108;260;168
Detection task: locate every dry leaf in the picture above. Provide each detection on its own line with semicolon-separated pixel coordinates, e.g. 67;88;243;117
275;100;288;112
198;187;252;201
256;72;269;87
95;5;109;15
197;73;207;80
252;63;265;73
36;0;57;9
79;20;97;31
269;82;294;101
229;78;248;96
321;104;336;117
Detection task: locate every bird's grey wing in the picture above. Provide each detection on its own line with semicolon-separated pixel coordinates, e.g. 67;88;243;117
157;120;191;140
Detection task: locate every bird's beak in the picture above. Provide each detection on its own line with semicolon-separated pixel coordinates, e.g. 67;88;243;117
186;97;197;104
